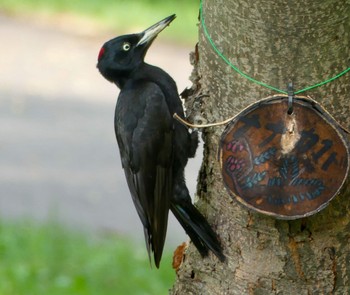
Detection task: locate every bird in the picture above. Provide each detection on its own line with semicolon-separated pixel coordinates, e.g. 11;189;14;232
97;14;225;268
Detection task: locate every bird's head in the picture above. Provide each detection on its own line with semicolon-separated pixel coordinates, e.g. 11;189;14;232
97;14;176;87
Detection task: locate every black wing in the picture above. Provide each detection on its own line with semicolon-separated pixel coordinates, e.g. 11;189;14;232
114;81;173;267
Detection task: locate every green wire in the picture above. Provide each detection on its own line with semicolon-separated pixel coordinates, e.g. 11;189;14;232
199;0;350;95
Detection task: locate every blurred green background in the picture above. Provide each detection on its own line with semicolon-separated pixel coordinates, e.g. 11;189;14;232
0;0;198;44
0;220;175;294
0;0;199;293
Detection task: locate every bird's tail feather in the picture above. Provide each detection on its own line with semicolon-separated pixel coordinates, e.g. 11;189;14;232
171;202;225;262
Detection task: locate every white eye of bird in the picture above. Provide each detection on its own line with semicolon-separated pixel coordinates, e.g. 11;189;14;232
122;42;131;51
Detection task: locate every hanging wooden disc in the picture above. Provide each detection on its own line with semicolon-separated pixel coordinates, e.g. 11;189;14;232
219;96;349;219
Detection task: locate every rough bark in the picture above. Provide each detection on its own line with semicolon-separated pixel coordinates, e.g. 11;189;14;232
171;0;350;294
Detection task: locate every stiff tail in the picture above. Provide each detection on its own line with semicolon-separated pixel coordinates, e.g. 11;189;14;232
171;202;225;262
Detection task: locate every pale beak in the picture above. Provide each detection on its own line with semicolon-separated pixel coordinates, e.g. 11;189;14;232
137;14;176;47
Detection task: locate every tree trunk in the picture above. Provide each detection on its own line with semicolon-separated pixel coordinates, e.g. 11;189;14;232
171;0;350;294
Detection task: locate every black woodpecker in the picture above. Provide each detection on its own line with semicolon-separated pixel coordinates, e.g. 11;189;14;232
97;15;224;268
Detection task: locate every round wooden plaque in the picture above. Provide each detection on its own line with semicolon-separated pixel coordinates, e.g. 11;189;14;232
219;96;349;219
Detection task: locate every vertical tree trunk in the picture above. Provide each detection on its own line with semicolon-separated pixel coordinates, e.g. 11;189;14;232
171;0;350;294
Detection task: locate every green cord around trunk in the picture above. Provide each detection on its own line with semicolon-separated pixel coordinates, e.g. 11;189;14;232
200;0;350;95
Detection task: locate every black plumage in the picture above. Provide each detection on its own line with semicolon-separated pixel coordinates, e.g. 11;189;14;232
97;15;224;267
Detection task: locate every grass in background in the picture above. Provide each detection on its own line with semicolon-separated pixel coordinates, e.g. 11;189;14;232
0;0;198;44
0;220;175;295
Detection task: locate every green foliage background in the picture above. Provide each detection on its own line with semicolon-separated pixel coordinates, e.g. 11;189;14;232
0;0;198;43
0;220;175;294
